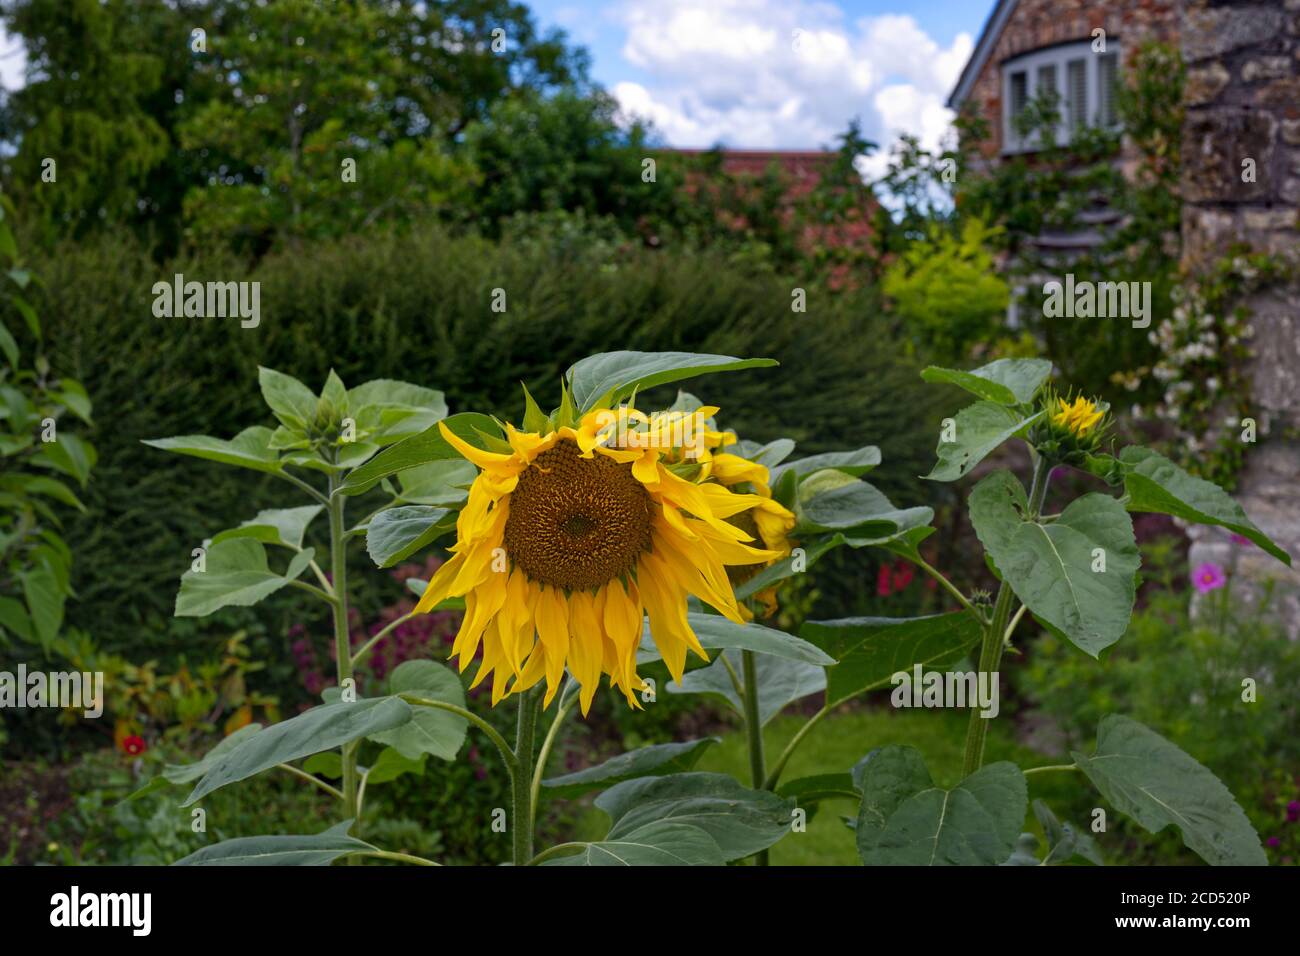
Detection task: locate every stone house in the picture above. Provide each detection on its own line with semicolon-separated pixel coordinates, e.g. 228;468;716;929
947;0;1300;632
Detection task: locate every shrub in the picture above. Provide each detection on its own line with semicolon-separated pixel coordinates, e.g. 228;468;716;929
1015;539;1300;863
31;221;940;668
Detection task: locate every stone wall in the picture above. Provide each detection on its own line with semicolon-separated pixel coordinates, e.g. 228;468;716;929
1180;0;1300;636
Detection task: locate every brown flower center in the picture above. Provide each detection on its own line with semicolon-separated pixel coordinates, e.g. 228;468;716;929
504;439;653;591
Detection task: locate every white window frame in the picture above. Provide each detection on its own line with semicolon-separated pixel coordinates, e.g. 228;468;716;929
1001;40;1122;154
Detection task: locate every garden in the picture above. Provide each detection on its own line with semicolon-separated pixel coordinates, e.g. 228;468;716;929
1;1;1297;874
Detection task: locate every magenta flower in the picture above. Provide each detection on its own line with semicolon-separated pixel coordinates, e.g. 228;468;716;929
1230;533;1252;548
1192;562;1226;594
1267;836;1281;848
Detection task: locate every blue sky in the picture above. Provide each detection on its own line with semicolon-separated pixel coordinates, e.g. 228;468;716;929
527;0;996;164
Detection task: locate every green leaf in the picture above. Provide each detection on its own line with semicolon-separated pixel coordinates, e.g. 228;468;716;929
542;821;724;866
0;318;17;368
1119;447;1290;565
795;476;932;539
35;432;96;487
732;532;845;600
365;748;427;785
734;438;796;470
967;469;1027;560
301;751;343;780
922;358;1053;405
1002;833;1042;866
258;367;318;429
566;351;778;412
801;613;983;707
21;566;64;650
856;524;939;564
1032;799;1103;866
542;739;720;799
1072;715;1265;866
595;772;794;861
175;539;315;617
396;458;476;505
1;474;83;511
971;472;1139;658
777;773;860;804
855;747;1027;865
339;412;500;495
520;381;552;434
52;379;92;423
11;295;39;339
152;724;266;788
183;698;413;805
174;821;374;866
924;402;1042;482
142;426;281;475
637;612;834;671
669;650;825;725
321;369;349;413
212;505;323;550
0;596;34;643
348;379;449;443
268;425;311;451
770;446;881;485
365;506;456;568
369;660;467;761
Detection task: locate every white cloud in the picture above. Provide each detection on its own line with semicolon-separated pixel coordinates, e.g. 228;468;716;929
0;24;27;92
612;0;971;174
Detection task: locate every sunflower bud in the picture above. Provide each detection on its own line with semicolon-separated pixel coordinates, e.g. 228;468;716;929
1031;390;1110;464
307;396;345;444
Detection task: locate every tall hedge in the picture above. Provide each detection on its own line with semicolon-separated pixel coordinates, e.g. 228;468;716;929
32;223;943;658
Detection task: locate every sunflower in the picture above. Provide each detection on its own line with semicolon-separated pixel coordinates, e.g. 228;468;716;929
412;406;781;713
1052;395;1105;437
704;448;797;617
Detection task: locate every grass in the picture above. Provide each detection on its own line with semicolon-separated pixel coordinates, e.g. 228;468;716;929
572;704;1080;866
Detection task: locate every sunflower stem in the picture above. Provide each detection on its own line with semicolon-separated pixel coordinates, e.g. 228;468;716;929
531;683;577;828
326;471;360;857
512;687;542;866
740;649;770;866
961;454;1050;777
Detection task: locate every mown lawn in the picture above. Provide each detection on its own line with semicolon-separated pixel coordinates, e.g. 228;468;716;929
572;705;1078;866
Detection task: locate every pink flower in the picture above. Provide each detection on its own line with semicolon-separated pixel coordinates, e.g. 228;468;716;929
1192;562;1226;594
876;565;892;597
1230;533;1252;548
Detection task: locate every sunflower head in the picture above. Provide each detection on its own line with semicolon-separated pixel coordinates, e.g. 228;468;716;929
410;399;782;715
1033;389;1110;462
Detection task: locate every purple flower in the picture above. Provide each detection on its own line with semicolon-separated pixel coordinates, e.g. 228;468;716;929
1267;836;1281;848
1287;801;1300;823
1192;562;1227;594
1230;533;1252;547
